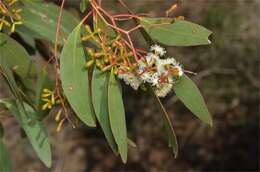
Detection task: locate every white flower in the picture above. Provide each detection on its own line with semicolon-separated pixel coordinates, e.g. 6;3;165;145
159;58;177;66
156;59;166;75
150;44;166;57
176;66;184;76
140;72;151;82
156;58;177;75
140;72;159;86
168;77;174;84
140;72;153;83
150;73;159;86
137;60;146;74
145;53;158;65
118;73;142;90
172;65;184;77
155;83;173;97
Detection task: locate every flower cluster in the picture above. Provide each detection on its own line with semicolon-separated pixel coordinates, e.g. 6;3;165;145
82;25;138;73
118;44;184;97
41;89;61;110
81;25;184;98
0;0;22;33
41;89;68;132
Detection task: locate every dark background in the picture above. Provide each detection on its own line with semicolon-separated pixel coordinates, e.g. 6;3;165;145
0;0;259;171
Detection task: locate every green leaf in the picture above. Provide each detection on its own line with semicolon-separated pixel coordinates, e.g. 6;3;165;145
92;66;117;153
0;47;35;108
150;88;178;157
35;69;54;120
0;140;12;172
0;60;52;167
14;76;36;106
108;72;128;163
0;33;36;78
16;26;41;47
173;75;213;126
0;99;52;167
0;57;24;102
60;24;96;127
140;17;212;46
20;0;79;44
80;0;89;13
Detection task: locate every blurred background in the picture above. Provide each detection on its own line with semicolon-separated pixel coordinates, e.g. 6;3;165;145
0;0;259;171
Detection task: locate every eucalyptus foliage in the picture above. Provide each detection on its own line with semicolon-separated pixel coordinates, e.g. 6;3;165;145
0;0;213;168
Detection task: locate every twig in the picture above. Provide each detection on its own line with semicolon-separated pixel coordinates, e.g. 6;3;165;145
53;0;75;127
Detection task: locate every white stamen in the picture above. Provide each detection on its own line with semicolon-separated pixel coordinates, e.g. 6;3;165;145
150;44;166;57
118;73;142;90
155;83;173;97
175;65;184;77
145;53;159;65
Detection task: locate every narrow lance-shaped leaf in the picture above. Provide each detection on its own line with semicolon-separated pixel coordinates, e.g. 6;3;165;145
0;33;36;78
173;75;213;126
140;17;212;46
0;33;37;107
60;24;96;127
20;0;79;44
108;72;128;163
16;26;41;47
150;88;178;157
91;66;117;153
0;59;52;167
0;57;25;105
0;140;12;172
0;99;52;167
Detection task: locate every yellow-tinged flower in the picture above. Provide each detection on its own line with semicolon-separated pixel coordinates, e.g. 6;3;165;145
41;88;56;110
41;88;64;110
41;102;52;110
55;109;62;122
8;0;18;6
56;118;65;132
0;16;10;30
0;0;23;33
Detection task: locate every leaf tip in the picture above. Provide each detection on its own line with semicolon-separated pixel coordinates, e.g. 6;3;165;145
173;148;178;159
203;114;213;127
208;119;213;127
44;159;52;168
87;121;96;128
121;155;127;164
